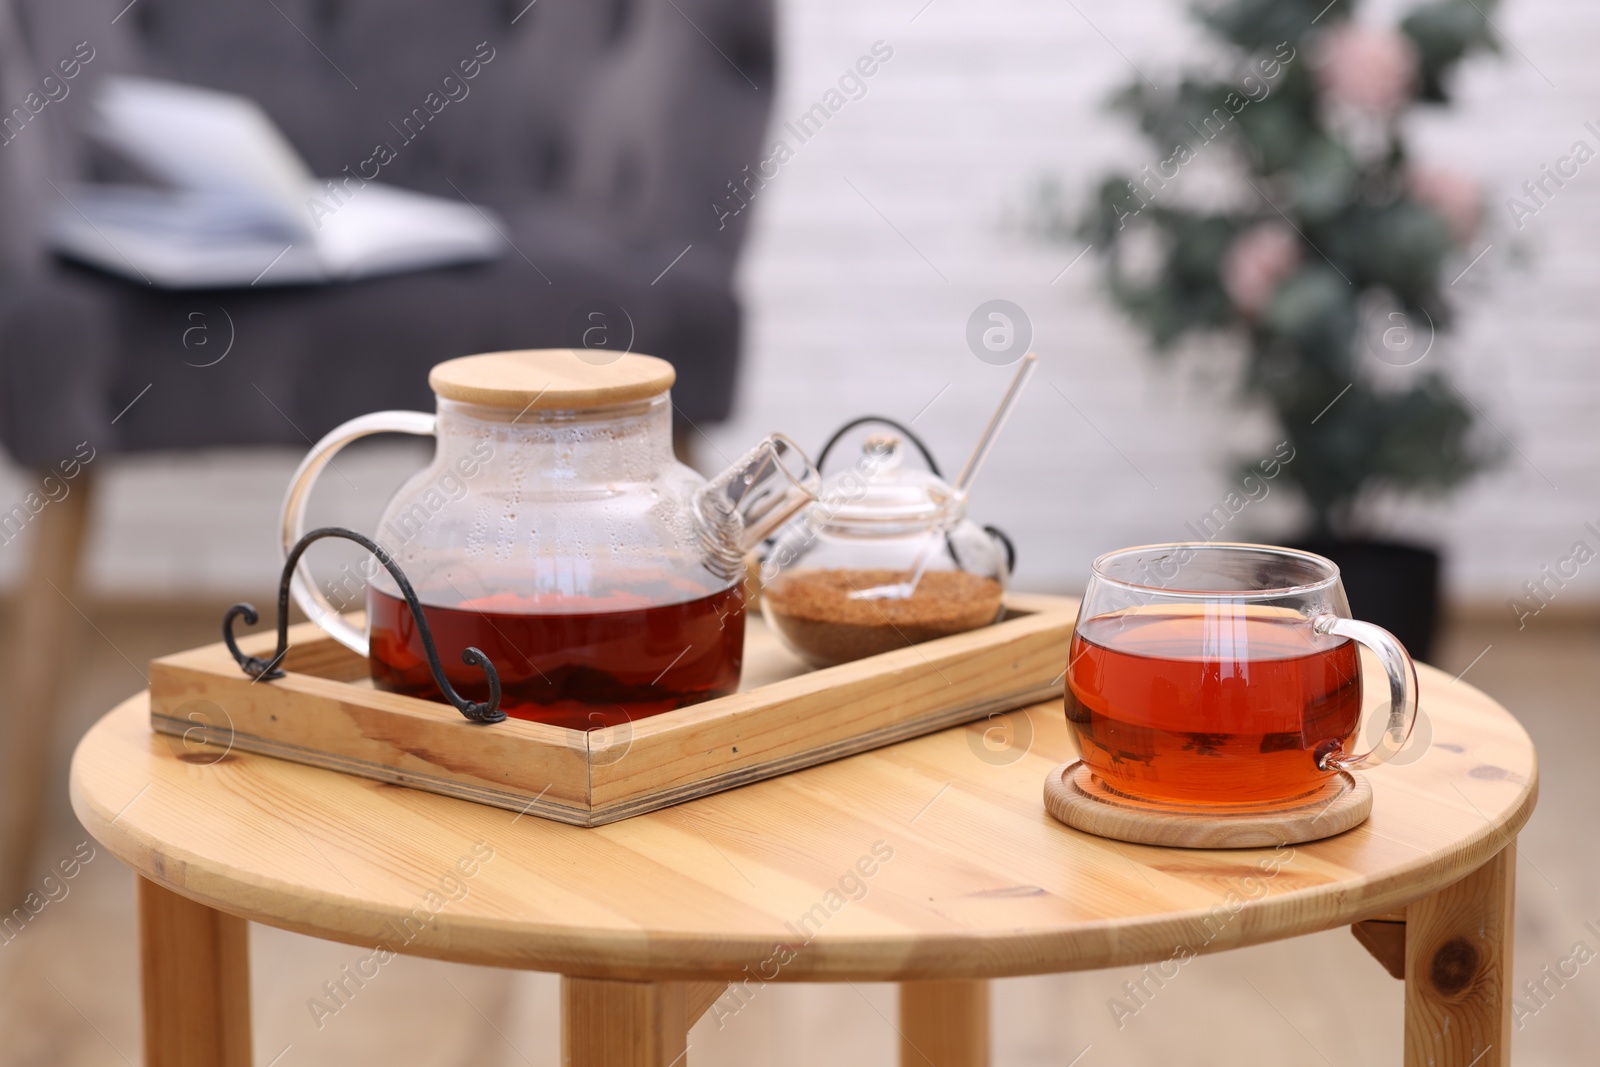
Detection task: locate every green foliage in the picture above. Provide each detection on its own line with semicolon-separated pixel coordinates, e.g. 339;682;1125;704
1402;0;1501;101
1197;0;1348;52
1058;0;1502;536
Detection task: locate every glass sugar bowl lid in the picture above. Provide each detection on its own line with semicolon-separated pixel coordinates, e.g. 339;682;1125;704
758;422;1014;669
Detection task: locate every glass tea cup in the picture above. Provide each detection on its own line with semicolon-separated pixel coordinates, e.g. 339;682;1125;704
1063;543;1418;807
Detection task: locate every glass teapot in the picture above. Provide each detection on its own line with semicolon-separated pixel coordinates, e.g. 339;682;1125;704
280;349;819;728
758;421;1013;668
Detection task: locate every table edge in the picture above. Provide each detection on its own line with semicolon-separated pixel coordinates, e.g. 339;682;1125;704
71;691;1540;982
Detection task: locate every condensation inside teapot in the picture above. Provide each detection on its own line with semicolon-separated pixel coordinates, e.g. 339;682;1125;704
281;350;818;728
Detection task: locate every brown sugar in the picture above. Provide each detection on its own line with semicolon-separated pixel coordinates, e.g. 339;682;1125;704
762;568;1004;668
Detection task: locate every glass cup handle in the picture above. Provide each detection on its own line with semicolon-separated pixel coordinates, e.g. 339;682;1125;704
1310;614;1420;772
278;411;437;657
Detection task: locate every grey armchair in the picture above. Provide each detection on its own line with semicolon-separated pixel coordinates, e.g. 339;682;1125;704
0;0;775;894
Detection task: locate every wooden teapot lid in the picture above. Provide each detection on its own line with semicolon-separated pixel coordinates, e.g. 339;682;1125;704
428;349;676;411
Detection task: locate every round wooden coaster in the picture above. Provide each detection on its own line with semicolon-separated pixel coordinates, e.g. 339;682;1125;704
1042;761;1372;849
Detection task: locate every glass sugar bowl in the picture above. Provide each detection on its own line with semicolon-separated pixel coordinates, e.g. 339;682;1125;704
758;421;1014;668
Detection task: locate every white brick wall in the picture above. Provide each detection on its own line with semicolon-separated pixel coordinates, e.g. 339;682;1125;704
2;0;1594;610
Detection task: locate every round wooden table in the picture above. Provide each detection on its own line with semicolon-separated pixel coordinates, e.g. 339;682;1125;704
72;665;1536;1067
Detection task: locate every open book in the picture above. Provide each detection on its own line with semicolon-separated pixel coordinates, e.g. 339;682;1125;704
49;77;505;288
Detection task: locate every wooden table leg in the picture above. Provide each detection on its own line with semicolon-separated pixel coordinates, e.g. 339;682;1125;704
1404;845;1515;1067
899;979;990;1067
563;977;711;1066
1;471;93;902
138;877;252;1067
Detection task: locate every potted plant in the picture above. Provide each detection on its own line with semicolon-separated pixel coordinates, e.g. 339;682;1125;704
1056;0;1504;657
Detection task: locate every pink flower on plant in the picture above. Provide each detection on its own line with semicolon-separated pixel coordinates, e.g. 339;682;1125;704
1314;23;1419;115
1222;222;1302;318
1407;165;1482;244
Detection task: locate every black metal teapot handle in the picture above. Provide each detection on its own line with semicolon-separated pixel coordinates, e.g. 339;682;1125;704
222;526;504;724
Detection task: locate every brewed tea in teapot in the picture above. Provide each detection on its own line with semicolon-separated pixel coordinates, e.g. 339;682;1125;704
280;349;818;728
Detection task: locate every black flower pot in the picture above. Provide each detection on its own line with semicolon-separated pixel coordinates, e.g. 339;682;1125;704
1290;538;1441;662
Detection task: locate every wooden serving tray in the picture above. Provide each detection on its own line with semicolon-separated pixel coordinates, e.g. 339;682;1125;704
148;592;1077;826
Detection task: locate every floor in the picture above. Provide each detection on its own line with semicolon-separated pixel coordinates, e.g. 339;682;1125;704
1;600;1594;1066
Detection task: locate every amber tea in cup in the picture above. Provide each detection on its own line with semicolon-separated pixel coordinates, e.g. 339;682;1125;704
1064;544;1418;808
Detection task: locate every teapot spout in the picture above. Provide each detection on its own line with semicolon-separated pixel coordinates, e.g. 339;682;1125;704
695;434;819;581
